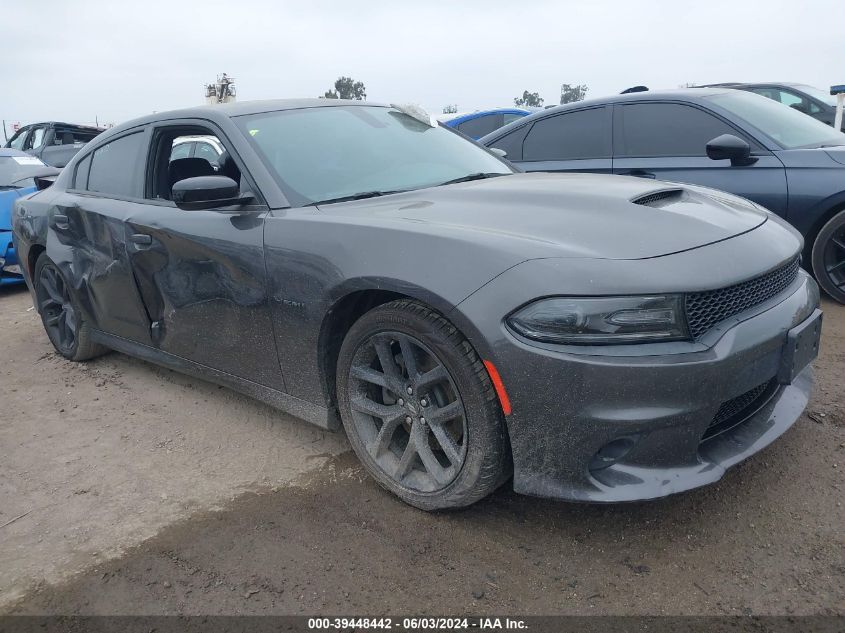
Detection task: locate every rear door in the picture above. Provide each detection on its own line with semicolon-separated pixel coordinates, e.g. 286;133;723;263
122;120;284;390
53;129;154;343
612;101;789;215
505;106;612;174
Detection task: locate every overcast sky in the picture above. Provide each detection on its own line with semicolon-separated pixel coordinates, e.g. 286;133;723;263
4;0;842;134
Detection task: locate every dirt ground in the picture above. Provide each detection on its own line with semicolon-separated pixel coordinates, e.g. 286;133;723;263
1;283;843;616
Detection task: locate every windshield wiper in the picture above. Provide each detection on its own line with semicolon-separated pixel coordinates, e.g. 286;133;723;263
307;190;405;206
437;172;508;187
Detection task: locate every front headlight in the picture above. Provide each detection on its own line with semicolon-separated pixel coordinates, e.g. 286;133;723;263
506;295;689;345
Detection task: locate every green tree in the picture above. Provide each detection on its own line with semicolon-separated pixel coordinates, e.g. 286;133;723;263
442;104;458;114
560;84;588;104
514;90;544;107
323;76;367;100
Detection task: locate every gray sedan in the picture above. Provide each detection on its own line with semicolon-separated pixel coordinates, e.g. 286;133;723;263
12;100;821;509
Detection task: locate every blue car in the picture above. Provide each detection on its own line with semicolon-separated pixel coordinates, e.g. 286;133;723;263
1;149;58;286
480;88;845;303
441;108;531;140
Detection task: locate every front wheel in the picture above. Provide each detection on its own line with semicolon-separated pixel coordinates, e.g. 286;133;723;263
336;299;510;510
812;210;845;304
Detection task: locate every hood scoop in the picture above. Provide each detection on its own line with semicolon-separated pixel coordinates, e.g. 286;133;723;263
631;188;685;207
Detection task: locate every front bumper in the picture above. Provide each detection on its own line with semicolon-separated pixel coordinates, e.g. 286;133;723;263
458;267;819;503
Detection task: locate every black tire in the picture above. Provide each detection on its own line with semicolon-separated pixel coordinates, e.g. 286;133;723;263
336;299;510;510
34;253;109;361
812;209;845;304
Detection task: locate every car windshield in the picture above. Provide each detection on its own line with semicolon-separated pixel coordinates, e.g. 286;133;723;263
705;90;845;149
793;84;837;107
234;105;512;206
0;155;46;188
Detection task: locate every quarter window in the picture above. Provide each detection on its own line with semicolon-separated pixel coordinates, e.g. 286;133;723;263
87;132;144;197
522;108;610;161
616;103;738;157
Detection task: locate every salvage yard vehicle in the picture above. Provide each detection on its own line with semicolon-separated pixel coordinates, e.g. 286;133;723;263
13;99;821;509
5;122;104;167
480;88;845;304
440;108;532;139
700;82;844;130
0;150;58;286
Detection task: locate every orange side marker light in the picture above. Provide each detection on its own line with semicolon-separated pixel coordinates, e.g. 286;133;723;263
483;360;512;416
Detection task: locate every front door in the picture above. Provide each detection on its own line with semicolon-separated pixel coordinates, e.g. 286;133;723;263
612;102;789;216
123;122;285;390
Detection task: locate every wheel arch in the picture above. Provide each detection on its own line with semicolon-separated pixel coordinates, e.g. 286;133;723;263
799;194;845;262
316;280;496;418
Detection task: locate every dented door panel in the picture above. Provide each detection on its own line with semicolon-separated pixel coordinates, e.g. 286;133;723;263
123;205;284;391
46;192;153;344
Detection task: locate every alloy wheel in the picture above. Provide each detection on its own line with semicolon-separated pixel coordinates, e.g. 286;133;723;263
37;263;78;353
823;229;845;291
347;331;468;493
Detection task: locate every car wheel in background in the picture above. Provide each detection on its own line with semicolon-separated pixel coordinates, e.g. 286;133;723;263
34;253;109;361
336;299;510;510
811;210;845;304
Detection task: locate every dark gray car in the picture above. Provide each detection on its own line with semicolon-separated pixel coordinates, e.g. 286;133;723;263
480;88;845;304
12;100;821;509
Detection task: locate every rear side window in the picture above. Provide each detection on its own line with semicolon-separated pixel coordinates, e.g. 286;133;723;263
616;103;738;157
87;132;144;197
522;108;610;161
456;114;504;138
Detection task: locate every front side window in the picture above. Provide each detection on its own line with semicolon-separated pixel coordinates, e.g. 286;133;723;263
522;108;610;161
235;105;512;206
152;130;237;200
8;128;28;150
705;90;845;149
616;103;738;157
87;132;145;197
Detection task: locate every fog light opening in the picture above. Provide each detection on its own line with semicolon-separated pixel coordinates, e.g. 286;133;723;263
589;436;639;472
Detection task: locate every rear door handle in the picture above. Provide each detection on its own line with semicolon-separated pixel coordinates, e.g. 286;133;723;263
51;214;69;230
623;170;656;179
129;233;152;246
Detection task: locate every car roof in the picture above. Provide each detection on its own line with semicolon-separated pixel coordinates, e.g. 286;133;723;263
515;88;732;117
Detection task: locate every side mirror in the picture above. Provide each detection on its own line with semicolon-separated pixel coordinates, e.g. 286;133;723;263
706;134;758;166
172;176;253;211
489;147;508;159
789;103;808;113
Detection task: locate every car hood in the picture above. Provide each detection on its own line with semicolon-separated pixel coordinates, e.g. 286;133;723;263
319;173;768;260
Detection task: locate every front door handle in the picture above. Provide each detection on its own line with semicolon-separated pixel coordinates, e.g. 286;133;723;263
129;233;152;246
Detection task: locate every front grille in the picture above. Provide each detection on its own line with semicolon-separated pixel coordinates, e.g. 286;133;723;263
685;257;800;340
702;378;777;441
631;189;684;207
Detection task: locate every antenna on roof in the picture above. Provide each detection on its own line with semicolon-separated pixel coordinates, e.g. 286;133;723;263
620;86;649;94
